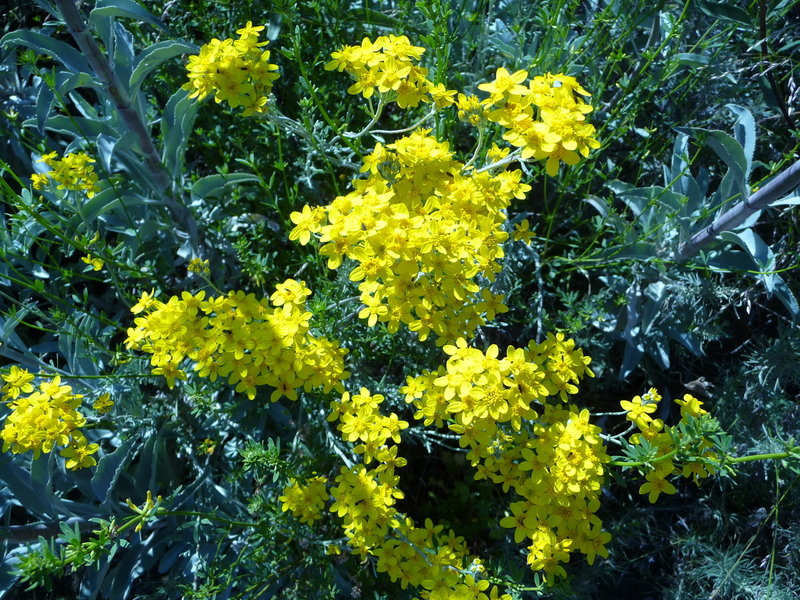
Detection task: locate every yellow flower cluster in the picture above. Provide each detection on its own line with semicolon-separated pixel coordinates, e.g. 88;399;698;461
401;334;610;581
124;280;349;400
478;68;600;175
183;21;280;116
327;387;409;464
325;35;456;109
92;392;114;414
187;258;211;274
31;151;100;198
1;367;99;470
290;129;530;345
279;475;329;525
621;389;718;503
323;386;510;600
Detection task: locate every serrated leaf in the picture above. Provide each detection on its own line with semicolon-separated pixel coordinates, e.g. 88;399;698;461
42;114;114;138
772;275;799;317
91;437;138;503
0;31;90;74
162;88;200;178
89;0;166;31
35;83;54;136
111;22;135;89
725;104;756;178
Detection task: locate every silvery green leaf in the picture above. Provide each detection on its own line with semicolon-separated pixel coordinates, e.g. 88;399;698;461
719;229;775;291
91;437;138;503
650;333;671;370
641;281;667;334
620;340;644;380
89;0;167;31
96;131;136;173
700;128;749;203
0;30;90;74
35;83;54;136
129;40;198;98
112;22;135;88
719;229;774;270
191;173;261;199
0;453;53;518
0;312;30;352
583;195;609;218
771;195;800;206
40;114;111;138
772;275;799;317
67;90;100;120
162;89;200;178
704;251;758;272
55;70;101;94
105;535;150;599
664;327;703;356
725;104;755;178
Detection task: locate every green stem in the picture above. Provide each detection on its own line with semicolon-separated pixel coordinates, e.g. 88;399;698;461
610;448;678;467
161;510;258;529
291;31;360;158
728;450;800;464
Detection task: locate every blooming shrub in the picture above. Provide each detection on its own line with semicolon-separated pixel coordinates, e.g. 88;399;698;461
3;5;797;598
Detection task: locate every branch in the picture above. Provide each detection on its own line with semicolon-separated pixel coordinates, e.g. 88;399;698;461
53;0;169;191
53;0;200;251
675;158;800;261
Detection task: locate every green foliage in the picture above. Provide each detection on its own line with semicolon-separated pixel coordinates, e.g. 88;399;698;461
0;0;799;598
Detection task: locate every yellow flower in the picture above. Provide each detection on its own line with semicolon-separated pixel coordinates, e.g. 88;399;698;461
638;471;677;503
81;254;104;271
1;366;35;400
513;219;535;244
675;393;707;419
92;393;114;414
31;151;100;197
187;257;210;274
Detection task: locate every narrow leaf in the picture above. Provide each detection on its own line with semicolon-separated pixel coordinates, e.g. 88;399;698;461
0;31;89;74
91;437;138;503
